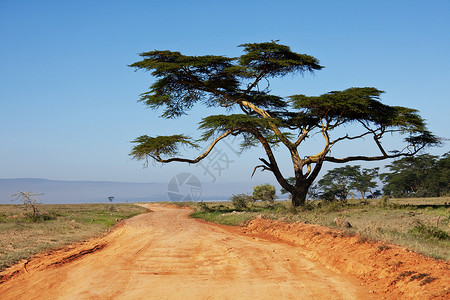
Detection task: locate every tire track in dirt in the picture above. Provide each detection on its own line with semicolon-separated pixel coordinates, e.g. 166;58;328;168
0;205;389;299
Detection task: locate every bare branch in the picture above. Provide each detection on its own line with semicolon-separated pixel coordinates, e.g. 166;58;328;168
251;164;271;177
373;135;388;156
154;130;233;163
330;131;373;144
324;144;426;163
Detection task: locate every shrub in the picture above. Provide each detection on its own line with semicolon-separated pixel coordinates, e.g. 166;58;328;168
231;194;252;210
253;184;276;206
196;201;211;212
409;222;449;240
23;211;57;222
11;192;44;222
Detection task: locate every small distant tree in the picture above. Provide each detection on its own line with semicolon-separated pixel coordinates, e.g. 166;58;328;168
381;154;437;197
11;192;43;219
350;167;379;200
317;165;379;200
108;196;115;211
318;166;359;201
253;184;276;206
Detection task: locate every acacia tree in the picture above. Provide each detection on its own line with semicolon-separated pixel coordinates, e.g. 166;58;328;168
350;166;379;200
317;165;359;201
129;41;439;206
381;153;449;197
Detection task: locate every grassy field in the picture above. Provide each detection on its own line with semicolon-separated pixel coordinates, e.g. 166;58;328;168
0;203;148;271
1;198;448;272
188;197;450;260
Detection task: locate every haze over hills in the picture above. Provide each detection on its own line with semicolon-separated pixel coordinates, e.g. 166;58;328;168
0;178;261;204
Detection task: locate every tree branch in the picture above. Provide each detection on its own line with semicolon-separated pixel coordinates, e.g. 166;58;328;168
294;127;309;147
251;158;272;177
252;131;291;192
330;130;373;144
153;130;233;163
324;145;426;163
240;100;293;149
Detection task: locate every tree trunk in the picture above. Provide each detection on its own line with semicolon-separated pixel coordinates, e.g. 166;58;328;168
360;191;365;200
291;184;310;207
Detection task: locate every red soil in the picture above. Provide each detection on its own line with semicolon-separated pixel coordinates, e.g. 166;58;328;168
241;217;449;299
0;204;448;299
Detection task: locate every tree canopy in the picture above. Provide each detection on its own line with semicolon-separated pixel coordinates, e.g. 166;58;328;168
317;165;379;201
381;153;449;198
129;41;439;206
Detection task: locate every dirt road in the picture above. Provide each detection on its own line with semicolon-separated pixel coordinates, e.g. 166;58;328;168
0;205;376;299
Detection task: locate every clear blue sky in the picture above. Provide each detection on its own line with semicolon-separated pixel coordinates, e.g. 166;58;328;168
1;0;449;187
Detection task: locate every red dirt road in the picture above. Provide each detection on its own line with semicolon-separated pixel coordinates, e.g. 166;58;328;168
0;205;376;300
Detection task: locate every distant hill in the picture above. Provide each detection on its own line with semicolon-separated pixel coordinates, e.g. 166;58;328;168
0;178;258;204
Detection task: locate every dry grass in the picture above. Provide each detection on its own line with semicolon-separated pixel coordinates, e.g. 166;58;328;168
0;203;148;271
190;197;450;260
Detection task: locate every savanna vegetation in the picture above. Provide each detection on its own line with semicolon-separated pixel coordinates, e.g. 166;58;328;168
188;151;449;260
0;203;147;271
276;152;449;202
190;197;450;260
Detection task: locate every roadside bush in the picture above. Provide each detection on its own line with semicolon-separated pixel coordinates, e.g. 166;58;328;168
231;194;252;210
253;184;276;207
409;222;449;240
196;201;211;212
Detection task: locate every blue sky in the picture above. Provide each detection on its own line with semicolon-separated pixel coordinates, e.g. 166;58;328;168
0;0;449;188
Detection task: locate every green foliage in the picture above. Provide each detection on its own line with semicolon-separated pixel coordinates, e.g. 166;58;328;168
130;135;199;161
350;167;379;199
318;166;358;201
23;211;57;222
382;153;450;197
317;165;380;200
231;193;252;210
129;51;239;118
198;114;284;145
190;210;255;226
290;88;428;130
409;222;449;240
238;41;323;77
253;184;276;206
129;41;439;206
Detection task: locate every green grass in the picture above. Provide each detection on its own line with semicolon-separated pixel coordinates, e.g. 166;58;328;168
191;210;258;226
186;197;450;260
0;203;148;271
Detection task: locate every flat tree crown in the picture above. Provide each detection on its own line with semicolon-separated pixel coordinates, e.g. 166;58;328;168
129;41;439;206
